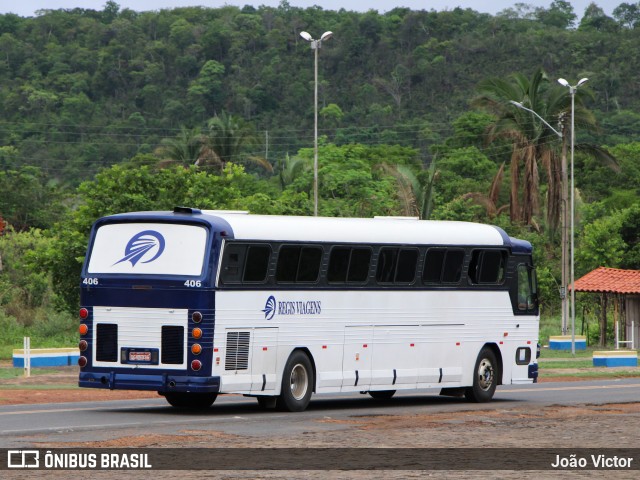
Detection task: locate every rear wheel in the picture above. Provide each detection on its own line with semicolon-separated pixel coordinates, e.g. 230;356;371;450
276;351;314;412
163;392;217;409
368;390;396;400
465;347;498;403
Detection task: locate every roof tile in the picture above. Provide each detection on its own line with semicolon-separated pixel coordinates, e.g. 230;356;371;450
573;267;640;294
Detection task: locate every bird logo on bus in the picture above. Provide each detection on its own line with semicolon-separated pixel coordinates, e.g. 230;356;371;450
262;295;276;320
114;230;166;267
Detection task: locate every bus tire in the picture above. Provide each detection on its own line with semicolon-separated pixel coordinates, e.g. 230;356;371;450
276;351;314;412
163;392;217;409
368;390;396;400
465;347;497;403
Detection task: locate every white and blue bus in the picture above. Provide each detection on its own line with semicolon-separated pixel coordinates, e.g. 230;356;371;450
78;207;539;411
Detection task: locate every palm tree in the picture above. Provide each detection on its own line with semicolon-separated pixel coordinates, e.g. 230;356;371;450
155;126;206;167
474;68;615;232
278;153;311;190
377;160;438;220
463;162;510;220
474;68;555;227
205;111;272;173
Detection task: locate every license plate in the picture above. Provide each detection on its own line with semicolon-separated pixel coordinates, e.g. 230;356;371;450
121;348;159;365
130;351;151;362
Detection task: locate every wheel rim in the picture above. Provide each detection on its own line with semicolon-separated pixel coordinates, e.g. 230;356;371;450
289;363;308;400
477;357;494;391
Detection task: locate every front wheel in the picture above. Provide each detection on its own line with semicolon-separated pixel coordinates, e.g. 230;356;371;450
163;392;217;409
276;351;314;412
465;347;498;403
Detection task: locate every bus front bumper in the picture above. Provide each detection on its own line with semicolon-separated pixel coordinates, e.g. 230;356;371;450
79;371;220;393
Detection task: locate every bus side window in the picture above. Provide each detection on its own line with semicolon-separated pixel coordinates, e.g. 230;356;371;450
276;245;322;283
469;250;506;284
395;248;419;283
376;248;398;283
347;248;372;283
220;244;246;283
517;264;537;311
297;247;322;282
328;247;371;284
442;249;465;283
378;248;418;284
276;245;301;282
423;248;445;284
243;245;271;282
327;247;350;283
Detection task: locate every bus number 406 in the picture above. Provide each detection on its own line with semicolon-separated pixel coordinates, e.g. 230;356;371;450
184;280;202;287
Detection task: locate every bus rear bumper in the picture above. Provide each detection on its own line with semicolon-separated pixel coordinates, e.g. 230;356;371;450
79;371;220;393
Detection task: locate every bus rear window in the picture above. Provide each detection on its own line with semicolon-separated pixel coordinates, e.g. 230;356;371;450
87;223;208;276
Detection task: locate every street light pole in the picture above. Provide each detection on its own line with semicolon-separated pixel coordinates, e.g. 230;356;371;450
558;77;588;356
509;100;570;337
300;31;333;217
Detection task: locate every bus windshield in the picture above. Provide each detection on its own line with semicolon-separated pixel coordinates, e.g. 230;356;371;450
86;222;208;276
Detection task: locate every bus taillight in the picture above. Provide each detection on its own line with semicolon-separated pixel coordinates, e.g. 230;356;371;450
191;359;202;371
78;356;87;368
79;308;89;319
192;328;203;339
79;324;88;335
192;311;202;323
79;340;88;352
191;344;202;355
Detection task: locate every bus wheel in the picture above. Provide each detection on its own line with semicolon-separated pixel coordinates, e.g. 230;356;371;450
164;392;217;409
368;390;396;400
465;347;497;403
276;351;314;412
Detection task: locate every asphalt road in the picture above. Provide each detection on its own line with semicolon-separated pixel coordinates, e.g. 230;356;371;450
1;378;639;449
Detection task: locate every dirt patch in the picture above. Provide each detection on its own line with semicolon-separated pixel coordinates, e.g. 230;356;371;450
0;366;158;404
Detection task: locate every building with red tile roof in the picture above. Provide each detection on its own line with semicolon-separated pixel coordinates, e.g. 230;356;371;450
573;267;640;348
573;267;640;295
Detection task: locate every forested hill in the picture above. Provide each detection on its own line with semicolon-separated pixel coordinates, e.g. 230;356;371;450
0;1;639;184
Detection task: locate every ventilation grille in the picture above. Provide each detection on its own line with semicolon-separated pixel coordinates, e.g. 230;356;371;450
225;331;250;371
96;323;118;362
161;326;184;364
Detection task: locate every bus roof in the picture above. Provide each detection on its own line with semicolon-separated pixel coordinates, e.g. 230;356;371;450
102;209;531;252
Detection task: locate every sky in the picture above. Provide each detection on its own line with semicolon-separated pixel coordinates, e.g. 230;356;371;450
0;1;621;18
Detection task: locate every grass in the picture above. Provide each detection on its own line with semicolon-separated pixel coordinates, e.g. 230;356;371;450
541;370;640;380
0;311;78;360
0;384;80;390
0;366;74;380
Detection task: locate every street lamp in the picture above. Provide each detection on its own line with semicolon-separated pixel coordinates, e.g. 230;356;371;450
509;100;570;339
300;30;333;217
558;77;588;356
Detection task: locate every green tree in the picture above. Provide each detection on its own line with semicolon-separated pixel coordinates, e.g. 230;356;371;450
204;112;272;172
0;166;65;231
154;126;205;167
